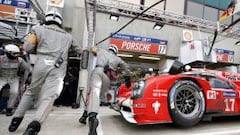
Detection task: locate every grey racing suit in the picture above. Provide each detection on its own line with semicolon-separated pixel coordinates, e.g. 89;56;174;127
13;24;82;123
88;48;130;113
87;47;130;135
0;56;31;109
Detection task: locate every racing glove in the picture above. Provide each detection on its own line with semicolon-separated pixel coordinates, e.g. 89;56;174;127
124;76;131;88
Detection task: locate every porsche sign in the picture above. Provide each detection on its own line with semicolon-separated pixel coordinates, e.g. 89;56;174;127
110;33;168;55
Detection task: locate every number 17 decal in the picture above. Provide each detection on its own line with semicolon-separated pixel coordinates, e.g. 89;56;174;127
224;98;235;112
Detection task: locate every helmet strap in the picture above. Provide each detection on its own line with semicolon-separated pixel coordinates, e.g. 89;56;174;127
45;21;62;28
6;52;17;60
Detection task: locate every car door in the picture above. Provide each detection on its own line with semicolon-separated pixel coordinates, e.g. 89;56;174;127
208;77;239;114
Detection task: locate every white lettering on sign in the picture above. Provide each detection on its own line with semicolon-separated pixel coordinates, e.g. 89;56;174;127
158;45;167;54
3;0;12;4
121;41;151;52
228;55;234;63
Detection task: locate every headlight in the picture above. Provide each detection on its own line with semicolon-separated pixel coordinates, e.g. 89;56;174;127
131;80;145;99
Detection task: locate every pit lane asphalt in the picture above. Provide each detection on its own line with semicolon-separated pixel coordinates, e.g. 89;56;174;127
1;106;240;135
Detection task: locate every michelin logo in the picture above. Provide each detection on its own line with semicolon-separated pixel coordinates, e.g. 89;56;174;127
223;92;236;97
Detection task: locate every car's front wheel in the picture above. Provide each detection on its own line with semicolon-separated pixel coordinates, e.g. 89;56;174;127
168;80;205;127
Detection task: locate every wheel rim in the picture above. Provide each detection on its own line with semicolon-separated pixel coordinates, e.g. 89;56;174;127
175;85;200;118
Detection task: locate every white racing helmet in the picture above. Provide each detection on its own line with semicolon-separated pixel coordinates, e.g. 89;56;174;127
45;10;63;27
4;44;20;53
108;44;118;54
4;44;20;60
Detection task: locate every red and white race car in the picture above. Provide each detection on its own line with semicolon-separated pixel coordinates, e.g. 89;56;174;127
115;61;240;127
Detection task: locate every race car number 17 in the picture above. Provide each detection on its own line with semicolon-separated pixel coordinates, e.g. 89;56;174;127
224;98;235;112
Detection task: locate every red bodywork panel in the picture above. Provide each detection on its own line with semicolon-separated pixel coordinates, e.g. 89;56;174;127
117;83;133;98
116;68;240;125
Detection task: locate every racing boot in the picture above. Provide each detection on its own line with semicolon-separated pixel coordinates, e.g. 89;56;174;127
88;112;99;135
72;103;80;109
8;117;24;132
6;108;13;116
79;110;88;124
23;121;41;135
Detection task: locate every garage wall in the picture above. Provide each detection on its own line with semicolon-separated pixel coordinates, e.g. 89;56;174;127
95;12;181;57
63;0;85;45
94;12;204;57
96;12;240;64
36;0;240;64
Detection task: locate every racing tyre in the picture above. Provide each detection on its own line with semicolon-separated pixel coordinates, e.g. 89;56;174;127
168;80;205;127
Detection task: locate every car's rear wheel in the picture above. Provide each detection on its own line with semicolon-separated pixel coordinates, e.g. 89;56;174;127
168;80;205;127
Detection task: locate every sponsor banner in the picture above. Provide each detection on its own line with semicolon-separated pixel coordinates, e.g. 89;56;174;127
215;49;234;63
0;4;15;17
0;0;30;8
0;4;29;19
110;33;168;55
223;91;236;97
0;0;30;18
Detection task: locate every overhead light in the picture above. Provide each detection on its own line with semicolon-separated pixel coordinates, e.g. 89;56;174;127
117;53;133;58
109;14;119;21
153;22;164;30
139;55;160;60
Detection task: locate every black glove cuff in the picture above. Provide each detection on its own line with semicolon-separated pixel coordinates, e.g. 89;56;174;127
124;75;130;80
124;76;131;88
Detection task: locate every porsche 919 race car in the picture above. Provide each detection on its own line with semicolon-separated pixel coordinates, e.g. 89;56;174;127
115;61;240;127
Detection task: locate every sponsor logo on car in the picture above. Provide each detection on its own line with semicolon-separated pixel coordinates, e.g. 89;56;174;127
152;89;168;97
207;90;217;99
152;101;161;114
170;102;175;109
223;91;236;97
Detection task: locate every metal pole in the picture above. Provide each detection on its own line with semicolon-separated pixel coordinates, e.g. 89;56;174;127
76;0;96;108
163;0;166;11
